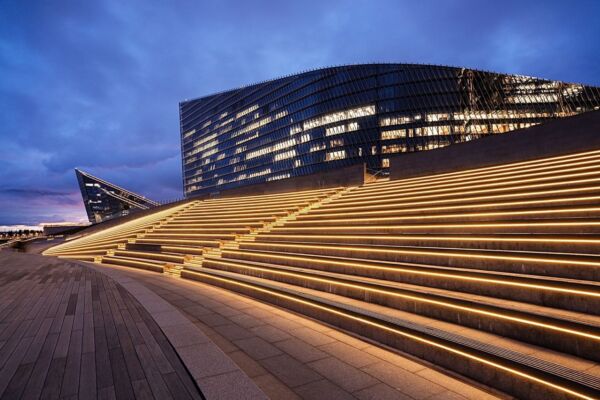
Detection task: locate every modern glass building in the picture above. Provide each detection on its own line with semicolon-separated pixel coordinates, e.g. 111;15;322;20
76;169;159;223
180;64;600;197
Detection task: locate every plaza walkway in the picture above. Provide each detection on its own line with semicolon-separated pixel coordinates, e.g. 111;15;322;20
0;251;505;399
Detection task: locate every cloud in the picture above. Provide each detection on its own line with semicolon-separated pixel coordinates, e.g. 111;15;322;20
0;0;599;224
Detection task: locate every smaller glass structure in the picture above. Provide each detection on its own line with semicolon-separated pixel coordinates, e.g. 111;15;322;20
75;169;159;223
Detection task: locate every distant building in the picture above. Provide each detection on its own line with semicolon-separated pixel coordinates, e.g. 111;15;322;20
75;169;159;223
180;64;600;197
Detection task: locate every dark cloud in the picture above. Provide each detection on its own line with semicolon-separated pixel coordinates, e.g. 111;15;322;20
1;0;599;225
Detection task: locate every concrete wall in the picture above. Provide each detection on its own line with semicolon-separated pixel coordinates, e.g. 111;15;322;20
194;162;368;199
389;110;600;180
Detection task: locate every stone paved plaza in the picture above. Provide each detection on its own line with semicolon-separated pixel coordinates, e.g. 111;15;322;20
0;251;504;399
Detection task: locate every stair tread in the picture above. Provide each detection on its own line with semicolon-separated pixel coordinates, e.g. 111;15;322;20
242;240;600;264
222;247;600;290
205;255;600;329
189;267;600;389
103;254;168;265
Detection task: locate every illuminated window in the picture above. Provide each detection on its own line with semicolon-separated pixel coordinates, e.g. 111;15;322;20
274;149;296;162
329;138;344;147
380;115;411;126
236;105;259;119
326;121;360;136
183;129;196;139
267;173;291;182
310;143;326;152
426;113;450;122
303;105;375;131
381;129;406;140
382;144;407;154
326;150;346;161
382;158;390;168
467;124;489;134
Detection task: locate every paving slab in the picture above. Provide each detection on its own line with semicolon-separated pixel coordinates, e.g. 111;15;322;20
0;251;204;400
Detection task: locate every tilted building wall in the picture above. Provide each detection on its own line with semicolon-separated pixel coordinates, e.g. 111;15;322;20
180;64;600;197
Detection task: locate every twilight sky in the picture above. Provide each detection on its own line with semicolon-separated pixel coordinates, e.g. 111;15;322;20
1;0;599;226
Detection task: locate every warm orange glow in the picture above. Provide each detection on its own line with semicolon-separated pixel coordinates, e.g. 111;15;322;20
303;195;600;219
205;258;600;340
219;248;600;298
357;154;600;195
244;241;600;268
315;185;600;212
188;271;597;400
287;206;600;225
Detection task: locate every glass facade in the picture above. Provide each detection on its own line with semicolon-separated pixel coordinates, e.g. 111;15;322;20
76;169;159;223
180;64;600;197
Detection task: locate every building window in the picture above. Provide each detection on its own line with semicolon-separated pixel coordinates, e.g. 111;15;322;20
326;150;346;161
381;129;406;140
303;105;375;131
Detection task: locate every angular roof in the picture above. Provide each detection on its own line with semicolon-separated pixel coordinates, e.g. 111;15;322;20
75;169;159;224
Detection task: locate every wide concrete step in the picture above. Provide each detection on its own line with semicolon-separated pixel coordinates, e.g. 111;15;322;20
202;256;600;361
162;221;272;228
336;169;600;204
169;213;286;222
270;219;600;234
134;238;220;249
238;241;600;280
57;255;97;261
287;207;600;225
142;232;237;240
219;247;600;315
342;165;600;201
318;184;600;212
150;225;250;234
112;249;186;263
44;243;120;255
183;200;312;211
364;152;600;189
100;255;165;273
194;191;336;206
300;195;600;219
47;248;112;257
152;227;256;234
180;206;298;215
253;233;600;253
182;267;600;400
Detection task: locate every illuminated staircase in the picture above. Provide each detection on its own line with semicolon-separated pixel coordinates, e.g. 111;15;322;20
182;149;600;400
42;202;196;263
44;188;344;273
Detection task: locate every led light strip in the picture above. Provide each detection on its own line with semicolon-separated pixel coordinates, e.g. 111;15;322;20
357;159;600;197
207;259;600;340
257;233;600;245
384;149;600;186
244;241;600;268
313;185;600;213
360;154;600;194
44;203;190;254
330;175;600;206
304;195;600;219
221;249;600;298
189;271;597;400
273;221;600;231
287;206;600;225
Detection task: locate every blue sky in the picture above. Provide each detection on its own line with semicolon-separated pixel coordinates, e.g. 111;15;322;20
1;0;599;225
